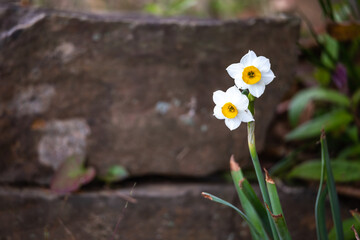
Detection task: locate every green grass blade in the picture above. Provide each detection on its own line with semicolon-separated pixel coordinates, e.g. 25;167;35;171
321;131;344;240
316;130;329;240
230;156;269;240
316;186;329;240
265;204;292;240
202;192;264;238
269;149;302;177
247;121;280;240
325;0;335;20
318;0;329;17
265;169;284;216
239;178;272;236
264;170;291;240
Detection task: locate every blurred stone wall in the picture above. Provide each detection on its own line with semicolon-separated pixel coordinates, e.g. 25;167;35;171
0;3;301;240
0;4;299;184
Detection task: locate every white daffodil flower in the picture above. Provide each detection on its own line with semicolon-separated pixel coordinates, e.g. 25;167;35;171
226;50;276;98
213;86;254;131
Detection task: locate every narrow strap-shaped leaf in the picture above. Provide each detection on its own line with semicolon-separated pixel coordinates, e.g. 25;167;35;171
321;131;344;240
324;0;334;20
247;121;280;240
318;0;329;17
239;178;272;236
316;130;329;240
230;156;270;240
316;186;329;240
287;160;360;182
286;110;353;141
288;88;350;127
265;169;291;240
265;204;292;240
201;192;264;238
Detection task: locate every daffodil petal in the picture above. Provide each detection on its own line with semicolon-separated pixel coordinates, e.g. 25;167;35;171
240;50;257;66
248;81;266;98
213;90;227;106
261;70;275;85
225;117;241;131
213;105;225;119
225;86;243;102
253;56;270;72
226;63;244;79
240;110;254;122
233;94;249;111
234;78;249;90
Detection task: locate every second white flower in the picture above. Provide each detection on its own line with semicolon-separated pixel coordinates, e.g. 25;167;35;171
213;86;254;131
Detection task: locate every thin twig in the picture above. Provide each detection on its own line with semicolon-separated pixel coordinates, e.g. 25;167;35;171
58;218;76;240
111;182;137;240
351;224;360;240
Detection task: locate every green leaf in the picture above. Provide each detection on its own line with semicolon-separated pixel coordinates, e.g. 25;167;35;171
338;144;360;159
314;67;331;86
99;165;129;183
288;159;360;182
322;132;344;240
202;192;264;238
286;109;353;140
352;88;360;108
265;204;292;240
320;35;338;69
315;138;329;240
265;171;291;240
316;186;329;240
329;218;360;240
230;157;270;240
288;88;350;127
265;171;284;216
269;149;301;179
51;155;96;194
346;125;359;143
239;177;272;237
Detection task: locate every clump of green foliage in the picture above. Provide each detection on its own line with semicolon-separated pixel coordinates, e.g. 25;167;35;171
286;0;360;184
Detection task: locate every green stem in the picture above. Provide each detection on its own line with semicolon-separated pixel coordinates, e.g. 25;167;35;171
247;99;279;240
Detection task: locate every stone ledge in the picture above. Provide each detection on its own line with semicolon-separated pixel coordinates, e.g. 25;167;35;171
0;183;344;240
0;183;237;240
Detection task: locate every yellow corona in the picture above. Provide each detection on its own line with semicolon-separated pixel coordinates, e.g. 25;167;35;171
221;102;238;119
242;66;262;85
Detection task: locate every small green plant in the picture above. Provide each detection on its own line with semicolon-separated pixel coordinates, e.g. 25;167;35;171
285;0;360;183
203;50;360;239
51;155;95;194
143;0;267;19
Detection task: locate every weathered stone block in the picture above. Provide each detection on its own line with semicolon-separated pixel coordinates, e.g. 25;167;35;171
0;4;300;183
0;184;236;240
0;183;353;240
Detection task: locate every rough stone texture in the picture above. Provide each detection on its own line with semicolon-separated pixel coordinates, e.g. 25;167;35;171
0;184;237;240
0;183;355;240
0;4;300;183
